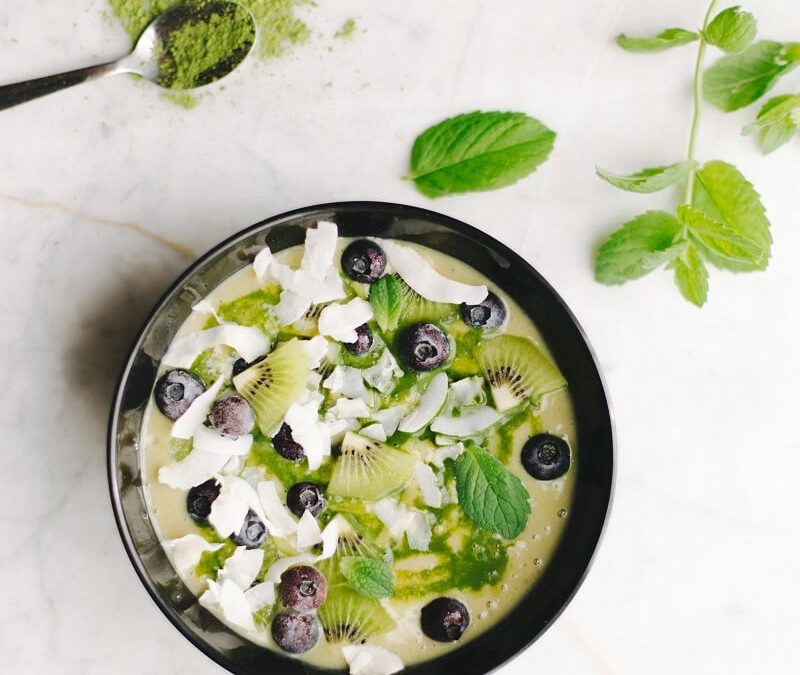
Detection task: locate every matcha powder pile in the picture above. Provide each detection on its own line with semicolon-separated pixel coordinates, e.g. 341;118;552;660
109;0;312;68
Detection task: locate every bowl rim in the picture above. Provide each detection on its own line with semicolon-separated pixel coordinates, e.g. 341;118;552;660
107;200;615;675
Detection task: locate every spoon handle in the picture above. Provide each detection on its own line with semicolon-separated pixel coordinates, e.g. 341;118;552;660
0;60;121;111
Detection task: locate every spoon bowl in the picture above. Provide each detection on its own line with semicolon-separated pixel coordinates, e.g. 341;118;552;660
0;1;256;110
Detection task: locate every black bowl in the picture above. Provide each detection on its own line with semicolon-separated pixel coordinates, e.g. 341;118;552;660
108;201;614;675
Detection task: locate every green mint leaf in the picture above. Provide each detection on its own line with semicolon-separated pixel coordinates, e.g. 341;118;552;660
744;94;800;153
368;275;403;331
594;211;683;284
409;111;556;198
616;28;699;52
691;160;771;271
704;41;800;111
705;6;758;54
455;444;531;539
596;161;696;193
671;244;709;307
339;556;395;598
678;205;764;268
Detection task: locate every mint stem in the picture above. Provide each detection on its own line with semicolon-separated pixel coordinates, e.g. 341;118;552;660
683;0;720;212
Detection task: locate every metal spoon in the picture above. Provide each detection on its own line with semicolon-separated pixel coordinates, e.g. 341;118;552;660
0;2;255;111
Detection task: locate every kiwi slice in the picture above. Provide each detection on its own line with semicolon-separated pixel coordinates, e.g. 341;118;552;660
282;303;325;338
394;275;457;325
318;516;381;583
318;586;396;644
232;338;309;434
475;335;566;412
328;432;416;501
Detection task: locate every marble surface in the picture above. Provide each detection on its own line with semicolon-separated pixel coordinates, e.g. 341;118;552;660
1;0;799;672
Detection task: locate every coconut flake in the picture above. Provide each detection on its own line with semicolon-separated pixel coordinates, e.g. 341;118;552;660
318;515;346;560
301;221;338;276
324;365;368;400
360;423;387;442
218;547;264;590
163;534;223;576
398;373;448;433
296;510;323;550
252;246;274;284
327;397;371;420
431;442;465;468
257;481;298;537
430;406;502;437
245;582;276;611
325;417;360;444
362;350;403;393
158;449;230;489
406;512;432;551
193;425;253;455
264;553;318;583
413;462;442;508
449;376;487;408
302;335;330;370
274;289;312;326
318;298;374;343
163;326;269;369
380;240;487;305
200;579;255;632
284;399;330;471
371;498;414;538
191;299;222;323
372;406;405;437
342;645;404;675
209;475;266;538
171;376;225;439
220;455;243;475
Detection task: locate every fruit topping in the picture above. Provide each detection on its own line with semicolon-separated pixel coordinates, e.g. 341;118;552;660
420;597;470;642
210;394;255;437
460;290;506;328
343;323;374;355
286;482;325;518
341;239;387;283
279;565;328;610
155;369;205;420
271;610;320;654
318;587;395;644
398;323;449;371
186;478;221;523
272;423;305;461
521;433;571;480
230;509;268;549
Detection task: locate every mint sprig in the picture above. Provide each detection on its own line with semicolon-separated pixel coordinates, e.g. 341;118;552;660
408;111;556;198
455;444;530;539
595;2;779;308
339;556;394;598
369;275;403;331
744;94;800;153
616;28;699;53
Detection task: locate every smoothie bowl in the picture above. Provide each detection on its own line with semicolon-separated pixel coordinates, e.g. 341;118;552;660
108;202;613;675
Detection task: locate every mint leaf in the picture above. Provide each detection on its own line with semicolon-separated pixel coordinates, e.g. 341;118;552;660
596;161;695;193
616;28;699;52
455;444;530;539
691;161;771;271
672;244;708;307
678;204;764;269
595;211;683;284
409;111;556;198
704;41;800;111
339;556;394;598
744;94;800;153
368;275;403;331
705;6;757;54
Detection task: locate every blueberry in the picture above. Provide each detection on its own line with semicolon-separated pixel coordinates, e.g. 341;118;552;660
398;323;450;371
343;324;373;355
210;394;255;437
279;565;328;610
272;423;305;461
230;509;267;549
155;369;205;420
232;357;249;376
286;482;325;518
186;478;220;524
341;239;386;283
460;291;506;329
271;610;320;654
521;433;571;480
421;597;470;642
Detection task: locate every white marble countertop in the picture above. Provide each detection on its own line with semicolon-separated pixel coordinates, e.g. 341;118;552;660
1;0;799;672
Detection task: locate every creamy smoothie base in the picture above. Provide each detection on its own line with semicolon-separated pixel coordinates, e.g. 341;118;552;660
141;223;576;672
